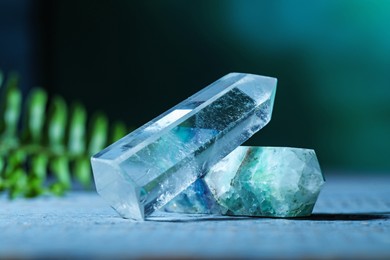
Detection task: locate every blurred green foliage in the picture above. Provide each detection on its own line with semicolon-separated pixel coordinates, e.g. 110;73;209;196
0;71;127;198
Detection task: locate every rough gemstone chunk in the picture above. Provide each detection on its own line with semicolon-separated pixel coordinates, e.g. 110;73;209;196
164;146;325;217
91;73;277;220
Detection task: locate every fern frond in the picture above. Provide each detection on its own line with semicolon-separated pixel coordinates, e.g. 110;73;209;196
0;73;22;139
0;71;129;198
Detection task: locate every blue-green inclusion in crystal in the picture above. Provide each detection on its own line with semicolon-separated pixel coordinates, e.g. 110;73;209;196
164;146;325;217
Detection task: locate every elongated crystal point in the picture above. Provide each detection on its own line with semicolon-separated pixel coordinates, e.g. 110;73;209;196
91;73;277;220
164;146;325;217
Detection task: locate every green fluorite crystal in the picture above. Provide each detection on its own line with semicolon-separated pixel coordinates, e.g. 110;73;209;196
164;146;325;217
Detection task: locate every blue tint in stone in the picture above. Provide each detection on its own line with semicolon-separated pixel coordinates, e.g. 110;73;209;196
91;73;277;220
164;146;325;217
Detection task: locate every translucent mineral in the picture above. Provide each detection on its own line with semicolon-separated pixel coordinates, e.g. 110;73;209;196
164;146;325;217
91;73;277;220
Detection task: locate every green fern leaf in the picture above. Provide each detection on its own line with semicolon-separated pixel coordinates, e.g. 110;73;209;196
0;71;129;198
23;88;48;143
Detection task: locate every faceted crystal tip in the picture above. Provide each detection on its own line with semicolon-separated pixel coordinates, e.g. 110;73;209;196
91;73;277;220
164;146;325;218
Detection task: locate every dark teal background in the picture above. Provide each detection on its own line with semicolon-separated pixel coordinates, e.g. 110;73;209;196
1;1;390;172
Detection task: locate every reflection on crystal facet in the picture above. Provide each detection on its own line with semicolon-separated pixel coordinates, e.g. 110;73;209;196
91;73;277;220
164;146;324;217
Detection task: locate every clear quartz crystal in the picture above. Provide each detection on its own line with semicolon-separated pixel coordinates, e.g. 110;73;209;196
164;146;325;217
91;73;277;220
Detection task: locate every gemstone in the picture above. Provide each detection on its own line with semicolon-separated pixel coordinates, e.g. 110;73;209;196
164;146;325;217
91;73;277;220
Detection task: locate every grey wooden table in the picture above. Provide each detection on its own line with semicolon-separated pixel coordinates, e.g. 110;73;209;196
1;174;390;259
